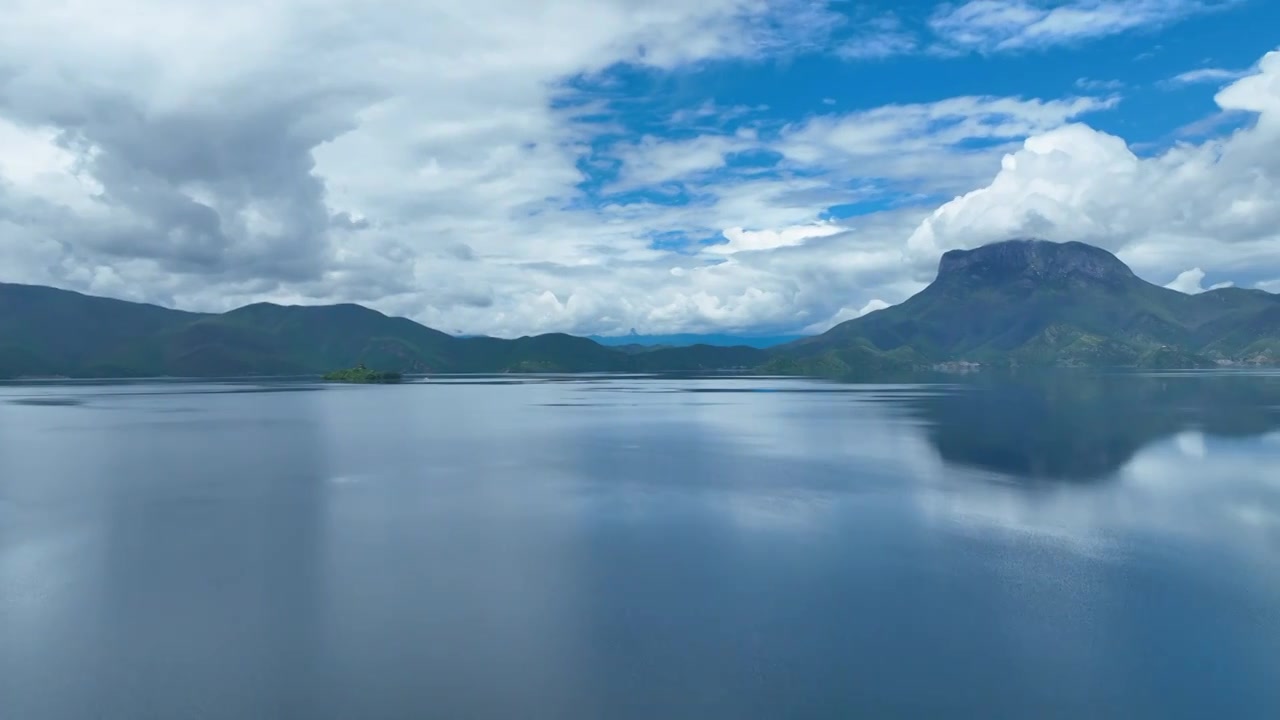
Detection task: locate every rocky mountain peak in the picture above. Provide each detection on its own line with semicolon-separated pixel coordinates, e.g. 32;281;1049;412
936;238;1135;284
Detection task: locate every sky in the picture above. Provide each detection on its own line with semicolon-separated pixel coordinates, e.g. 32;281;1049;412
1;0;1279;337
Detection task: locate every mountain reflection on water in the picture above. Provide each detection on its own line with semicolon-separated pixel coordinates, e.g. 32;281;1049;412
900;370;1280;481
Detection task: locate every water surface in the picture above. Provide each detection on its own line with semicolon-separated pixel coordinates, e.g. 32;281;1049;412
2;372;1278;719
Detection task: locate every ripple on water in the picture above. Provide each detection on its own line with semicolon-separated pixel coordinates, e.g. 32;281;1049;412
5;397;86;407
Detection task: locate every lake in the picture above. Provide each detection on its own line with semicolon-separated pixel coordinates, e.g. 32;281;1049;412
2;372;1278;719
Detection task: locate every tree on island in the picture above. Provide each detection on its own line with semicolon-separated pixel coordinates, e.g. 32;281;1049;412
322;363;402;383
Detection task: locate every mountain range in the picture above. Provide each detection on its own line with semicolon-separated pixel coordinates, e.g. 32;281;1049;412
2;239;1277;379
588;333;804;349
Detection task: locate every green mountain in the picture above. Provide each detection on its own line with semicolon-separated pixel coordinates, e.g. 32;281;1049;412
0;282;766;378
2;239;1277;379
773;238;1280;375
0;283;205;377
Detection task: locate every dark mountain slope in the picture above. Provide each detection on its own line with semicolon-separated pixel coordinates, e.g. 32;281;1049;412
0;282;203;376
1189;289;1280;360
27;299;464;377
629;344;770;373
449;334;633;373
590;333;803;349
780;239;1280;372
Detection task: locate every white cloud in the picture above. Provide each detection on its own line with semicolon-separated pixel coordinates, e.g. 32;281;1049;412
774;94;1117;197
837;13;918;60
1075;77;1125;91
1166;268;1200;294
667;101;767;131
608;134;741;190
782;95;1114;158
1167;67;1252;86
802;298;890;334
929;0;1234;53
710;222;846;254
1164;267;1233;294
0;118;103;213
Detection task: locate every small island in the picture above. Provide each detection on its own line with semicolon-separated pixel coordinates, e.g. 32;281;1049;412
322;363;403;384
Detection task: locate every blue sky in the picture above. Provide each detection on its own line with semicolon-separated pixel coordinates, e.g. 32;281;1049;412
2;0;1279;336
563;0;1278;255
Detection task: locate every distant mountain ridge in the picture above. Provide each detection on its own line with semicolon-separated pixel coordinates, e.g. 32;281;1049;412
0;282;767;378
589;333;805;349
2;239;1278;379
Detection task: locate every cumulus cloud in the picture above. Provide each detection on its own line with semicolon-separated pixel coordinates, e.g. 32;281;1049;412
906;50;1280;288
0;0;842;316
1164;268;1233;294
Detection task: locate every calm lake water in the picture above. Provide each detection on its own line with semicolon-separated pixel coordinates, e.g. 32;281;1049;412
2;372;1279;719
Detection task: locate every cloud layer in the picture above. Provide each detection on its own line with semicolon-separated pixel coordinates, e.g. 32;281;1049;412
907;51;1280;288
0;1;1278;336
